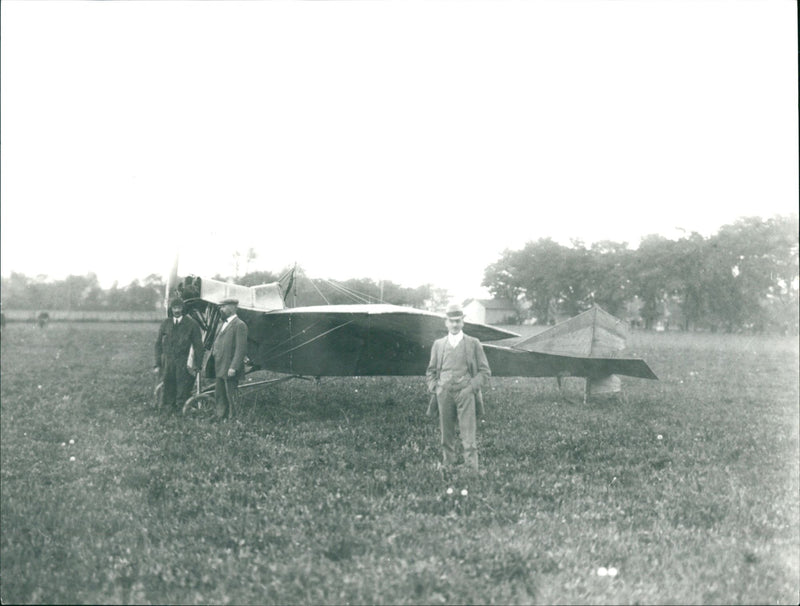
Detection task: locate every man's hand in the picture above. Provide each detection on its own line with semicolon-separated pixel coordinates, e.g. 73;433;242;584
227;368;236;378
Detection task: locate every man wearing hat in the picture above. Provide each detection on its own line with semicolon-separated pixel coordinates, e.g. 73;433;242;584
154;297;204;414
211;298;248;420
426;303;491;473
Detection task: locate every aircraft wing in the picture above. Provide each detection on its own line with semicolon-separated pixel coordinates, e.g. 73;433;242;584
237;304;518;376
180;275;657;384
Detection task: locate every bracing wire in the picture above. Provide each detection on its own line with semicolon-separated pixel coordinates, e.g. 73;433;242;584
319;278;373;304
278;267;294;282
319;277;386;304
260;319;356;364
308;278;331;304
292;268;382;305
257;319;325;358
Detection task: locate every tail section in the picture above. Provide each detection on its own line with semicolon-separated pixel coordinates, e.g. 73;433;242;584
514;305;656;398
515;306;628;357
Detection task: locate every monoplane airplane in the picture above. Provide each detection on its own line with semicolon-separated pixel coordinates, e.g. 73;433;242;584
163;270;657;414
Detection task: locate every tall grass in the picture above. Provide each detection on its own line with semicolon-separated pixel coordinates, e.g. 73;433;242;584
1;323;797;604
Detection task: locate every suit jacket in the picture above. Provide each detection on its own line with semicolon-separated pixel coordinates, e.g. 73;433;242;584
211;315;248;379
155;315;204;370
425;333;491;416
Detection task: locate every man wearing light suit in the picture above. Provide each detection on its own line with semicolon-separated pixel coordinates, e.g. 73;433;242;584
426;303;491;473
212;298;248;420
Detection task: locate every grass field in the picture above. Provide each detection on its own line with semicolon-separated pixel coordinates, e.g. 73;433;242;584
1;323;798;604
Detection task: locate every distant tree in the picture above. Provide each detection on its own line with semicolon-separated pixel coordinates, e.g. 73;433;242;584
268;272;432;308
707;216;799;332
628;235;678;329
123;279;162;311
587;241;633;317
558;241;594;317
237;270;280;287
376;280;431;308
483;239;563;324
669;233;708;331
482;251;526;307
106;281;127;310
50;274;104;311
426;287;450;313
1;272;35;309
232;248;259;278
483;238;598;324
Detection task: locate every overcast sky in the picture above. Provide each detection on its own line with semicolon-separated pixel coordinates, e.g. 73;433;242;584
1;1;797;301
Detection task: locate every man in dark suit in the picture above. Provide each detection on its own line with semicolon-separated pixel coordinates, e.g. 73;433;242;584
211;298;248;420
426;303;491;473
154;297;204;414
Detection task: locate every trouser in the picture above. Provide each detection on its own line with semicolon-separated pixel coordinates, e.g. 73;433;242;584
162;359;194;412
437;383;478;471
214;376;239;420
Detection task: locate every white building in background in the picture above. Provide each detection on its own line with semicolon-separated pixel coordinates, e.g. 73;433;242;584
462;298;517;325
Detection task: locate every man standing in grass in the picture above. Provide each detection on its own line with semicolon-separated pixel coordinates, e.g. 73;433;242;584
212;298;248;420
426;303;491;474
154;297;204;414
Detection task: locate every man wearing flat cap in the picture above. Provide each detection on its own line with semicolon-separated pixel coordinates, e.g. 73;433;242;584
154;297;204;414
211;298;248;420
426;303;491;473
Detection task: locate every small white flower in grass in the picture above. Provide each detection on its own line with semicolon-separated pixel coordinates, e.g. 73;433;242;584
597;567;608;576
446;487;454;495
657;435;663;440
608;567;618;577
37;385;42;389
61;442;66;447
461;489;468;496
69;439;75;445
69;456;76;462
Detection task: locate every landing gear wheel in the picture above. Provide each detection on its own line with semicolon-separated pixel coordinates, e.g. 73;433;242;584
182;393;216;419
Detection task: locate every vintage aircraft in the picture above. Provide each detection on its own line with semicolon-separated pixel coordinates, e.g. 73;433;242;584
160;269;657;414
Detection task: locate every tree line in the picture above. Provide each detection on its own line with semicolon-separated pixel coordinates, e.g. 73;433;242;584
482;215;798;333
1;273;166;312
0;269;438;314
3;215;796;332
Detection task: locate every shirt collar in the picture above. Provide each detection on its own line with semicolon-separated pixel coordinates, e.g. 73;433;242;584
447;331;464;347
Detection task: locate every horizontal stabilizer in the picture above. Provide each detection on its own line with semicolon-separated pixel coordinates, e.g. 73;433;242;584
483;344;659;380
502;306;657;381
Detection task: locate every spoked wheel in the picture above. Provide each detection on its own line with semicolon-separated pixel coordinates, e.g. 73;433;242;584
182;392;216;419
